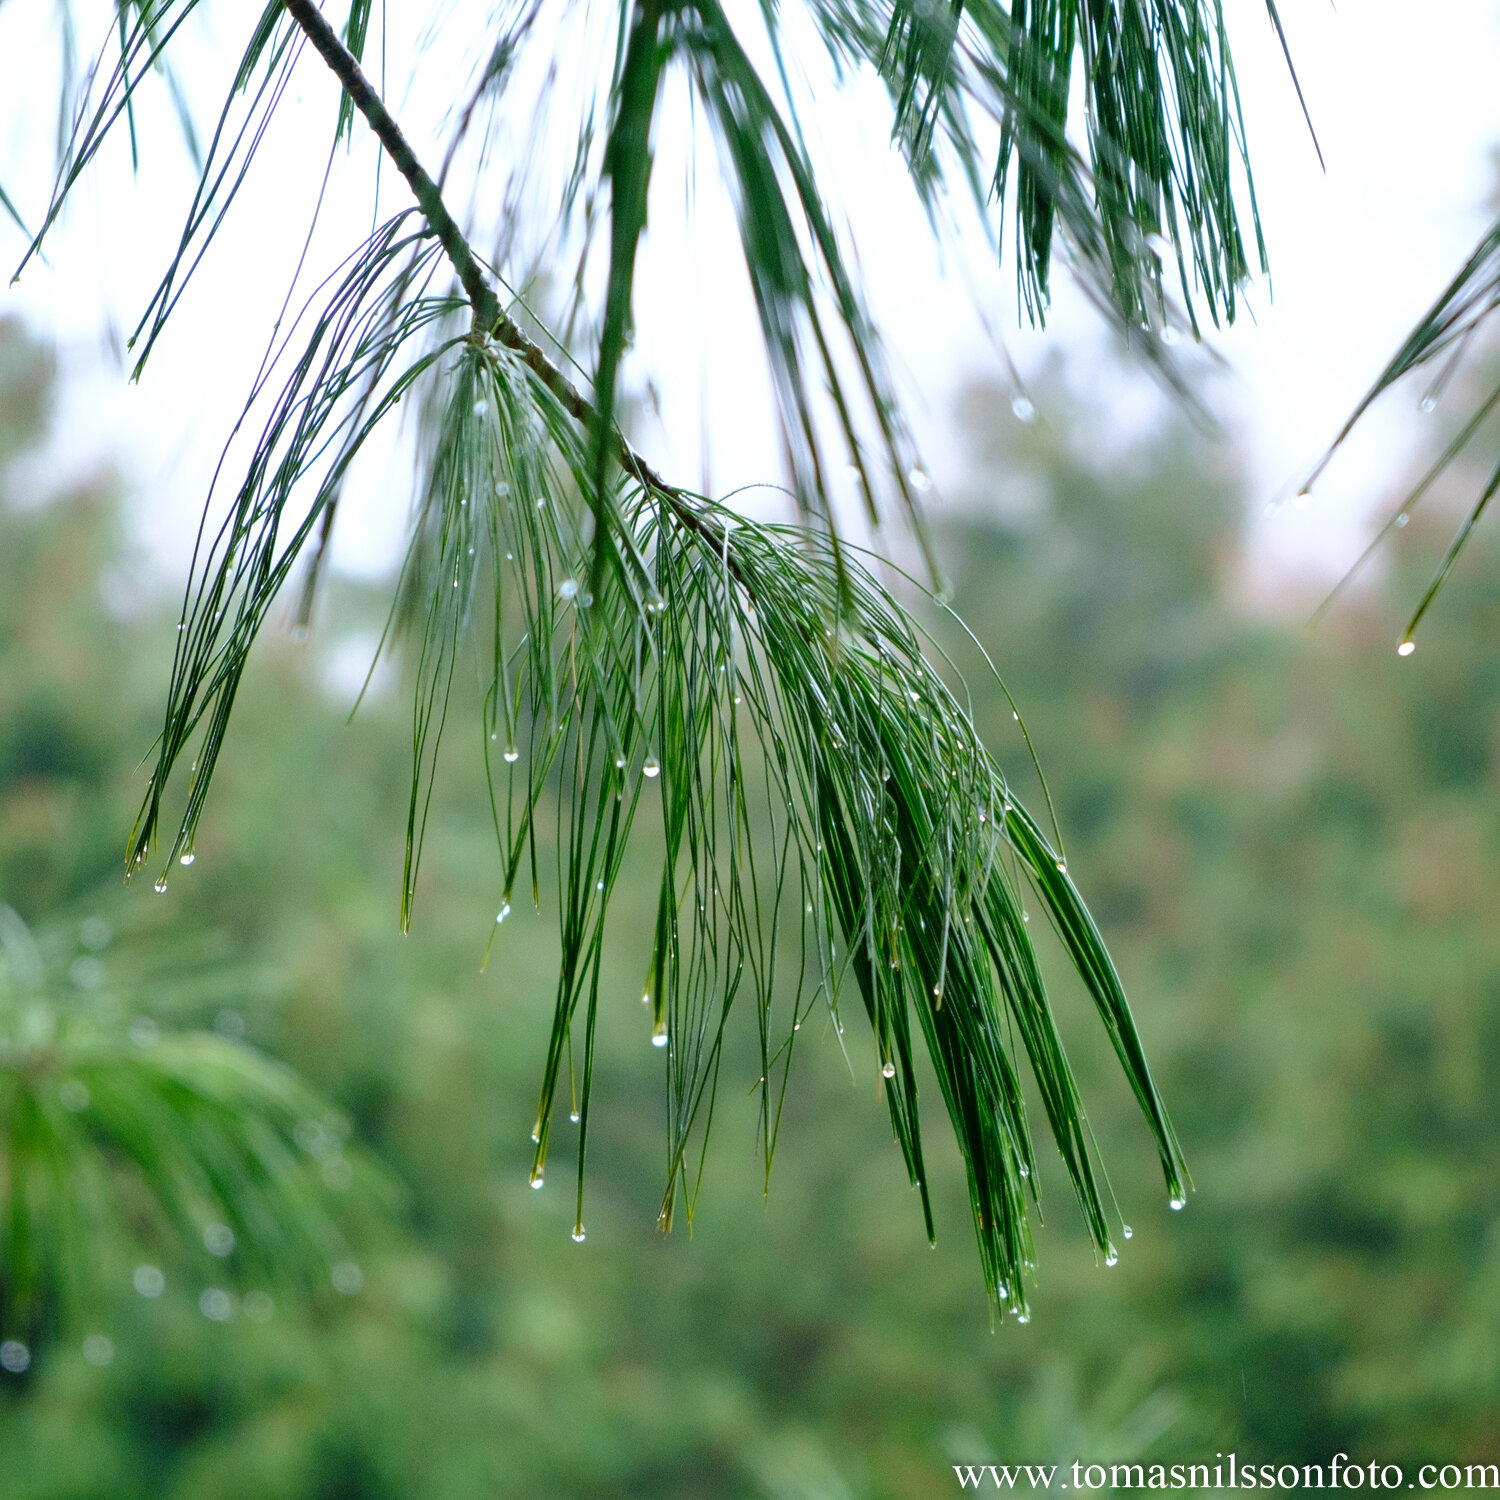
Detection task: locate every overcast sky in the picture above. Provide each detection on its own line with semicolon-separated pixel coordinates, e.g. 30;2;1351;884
3;0;1498;603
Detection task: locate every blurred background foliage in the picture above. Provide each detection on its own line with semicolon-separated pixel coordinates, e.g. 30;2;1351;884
2;311;1499;1495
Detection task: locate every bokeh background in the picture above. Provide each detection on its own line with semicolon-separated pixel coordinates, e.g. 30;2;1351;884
4;286;1500;1494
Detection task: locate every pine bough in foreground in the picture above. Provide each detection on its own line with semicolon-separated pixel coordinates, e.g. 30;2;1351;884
2;0;1283;1314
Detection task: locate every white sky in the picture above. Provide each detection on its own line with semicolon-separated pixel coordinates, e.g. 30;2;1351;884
2;0;1498;602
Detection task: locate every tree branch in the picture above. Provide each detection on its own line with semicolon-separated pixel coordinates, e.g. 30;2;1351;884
279;0;732;564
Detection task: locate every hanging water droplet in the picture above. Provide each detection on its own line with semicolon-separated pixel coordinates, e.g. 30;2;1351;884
907;466;931;492
153;876;168;894
643;755;660;778
1122;1224;1133;1239
503;747;520;762
176;621;186;633
473;399;488;417
651;1020;668;1048
1104;1244;1119;1267
530;1120;540;1142
179;852;195;865
1420;395;1436;413
882;1061;896;1079
558;578;579;600
1011;395;1035;422
1169;1195;1186;1211
1017;1312;1030;1324
530;1167;545;1189
1397;640;1416;657
641;992;651;1006
998;1282;1009;1300
569;1110;580;1123
496;902;512;923
615;755;627;769
571;1225;586;1242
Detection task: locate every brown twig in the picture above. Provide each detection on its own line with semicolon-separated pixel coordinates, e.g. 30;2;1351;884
279;0;734;565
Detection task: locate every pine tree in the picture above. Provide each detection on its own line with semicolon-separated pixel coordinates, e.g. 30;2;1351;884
0;0;1296;1307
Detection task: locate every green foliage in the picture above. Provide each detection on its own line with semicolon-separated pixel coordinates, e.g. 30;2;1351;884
8;323;1500;1490
1306;214;1500;652
0;904;384;1342
0;0;1253;1297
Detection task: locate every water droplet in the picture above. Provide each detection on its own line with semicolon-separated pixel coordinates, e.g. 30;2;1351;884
558;578;579;600
203;1222;235;1257
153;876;168;894
496;483;510;499
615;755;627;769
242;1290;275;1323
1018;1163;1029;1179
505;551;513;560
643;755;660;778
932;984;943;1000
1122;1224;1133;1239
468;545;476;556
596;879;605;891
907;466;931;491
641;992;651;1006
882;1061;896;1078
1012;710;1020;721
569;1110;580;1123
651;1020;668;1047
496;902;512;923
1169;1195;1186;1211
998;1282;1009;1300
530;1120;540;1143
530;1167;545;1189
331;1261;363;1295
1397;640;1416;657
503;747;520;762
1011;395;1035;422
1016;1312;1030;1324
198;1288;233;1322
1420;395;1436;413
68;1330;109;1367
473;399;488;417
1056;861;1067;875
571;1225;586;1242
1104;1244;1119;1267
